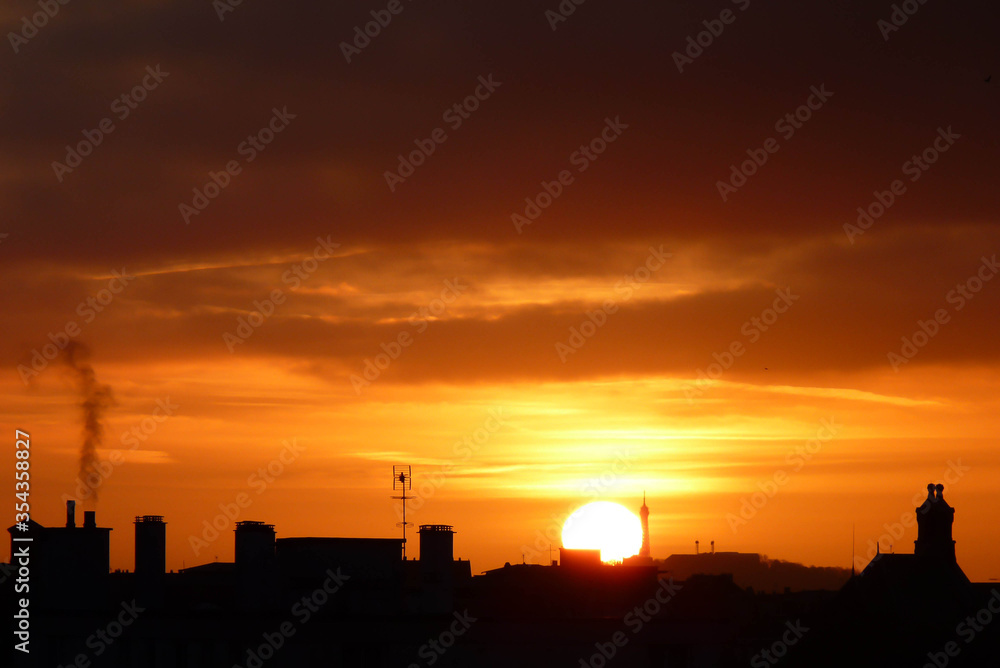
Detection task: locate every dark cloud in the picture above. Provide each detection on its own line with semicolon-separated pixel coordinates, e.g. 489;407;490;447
1;0;996;271
4;225;998;390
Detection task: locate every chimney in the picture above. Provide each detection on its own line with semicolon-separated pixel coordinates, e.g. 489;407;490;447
84;510;96;528
418;524;456;583
67;499;76;528
915;482;956;563
234;521;276;570
135;515;167;576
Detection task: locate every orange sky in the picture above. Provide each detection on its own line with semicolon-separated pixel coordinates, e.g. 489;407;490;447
2;1;999;582
3;240;1000;580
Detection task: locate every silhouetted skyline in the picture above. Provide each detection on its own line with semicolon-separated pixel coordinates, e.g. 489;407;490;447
3;0;999;665
6;483;998;666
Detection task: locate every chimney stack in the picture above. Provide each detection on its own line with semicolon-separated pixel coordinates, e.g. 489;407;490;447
135;515;167;576
84;510;96;528
915;482;957;563
234;521;276;570
66;499;76;528
418;524;456;583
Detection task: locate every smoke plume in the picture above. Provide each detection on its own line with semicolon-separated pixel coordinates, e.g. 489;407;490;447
62;341;114;501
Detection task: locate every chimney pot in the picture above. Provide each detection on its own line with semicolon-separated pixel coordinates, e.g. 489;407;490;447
84;510;96;528
66;500;76;528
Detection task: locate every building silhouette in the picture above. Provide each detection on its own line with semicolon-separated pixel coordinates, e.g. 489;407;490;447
4;485;999;667
786;483;1000;667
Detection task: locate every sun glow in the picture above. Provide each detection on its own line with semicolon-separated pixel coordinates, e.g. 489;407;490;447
561;501;643;563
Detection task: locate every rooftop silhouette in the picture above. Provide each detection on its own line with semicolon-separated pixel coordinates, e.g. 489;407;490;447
5;486;998;667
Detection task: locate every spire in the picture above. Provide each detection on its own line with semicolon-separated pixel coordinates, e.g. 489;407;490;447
639;493;650;559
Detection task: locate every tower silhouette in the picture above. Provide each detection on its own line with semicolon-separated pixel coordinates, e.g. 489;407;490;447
914;483;957;564
134;515;166;608
134;515;166;576
639;492;650;559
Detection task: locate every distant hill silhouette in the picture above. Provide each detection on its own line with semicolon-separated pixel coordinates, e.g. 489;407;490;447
657;551;852;592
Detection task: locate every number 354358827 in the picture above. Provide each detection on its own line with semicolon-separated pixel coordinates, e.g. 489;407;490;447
15;430;30;522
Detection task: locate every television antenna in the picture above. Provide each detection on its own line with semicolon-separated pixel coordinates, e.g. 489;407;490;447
392;465;413;560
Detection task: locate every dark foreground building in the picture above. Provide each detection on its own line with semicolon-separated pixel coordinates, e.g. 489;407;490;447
786;484;1000;668
4;486;998;667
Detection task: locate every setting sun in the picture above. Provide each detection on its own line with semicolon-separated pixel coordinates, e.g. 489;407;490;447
561;501;643;563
